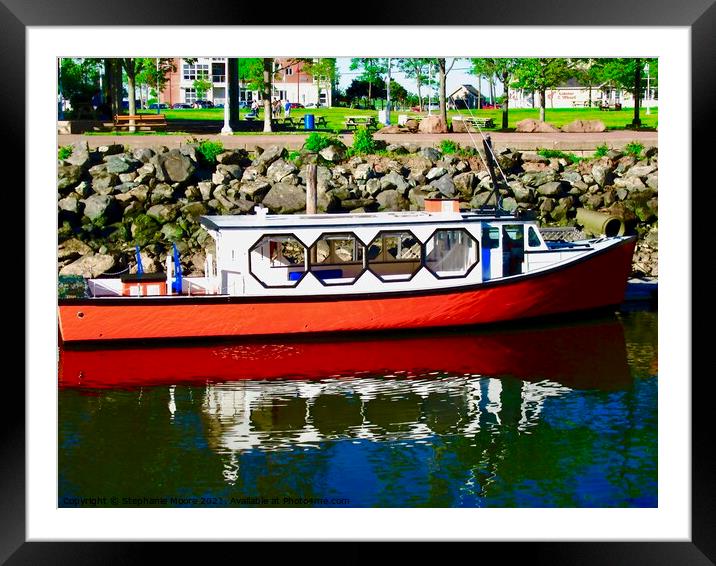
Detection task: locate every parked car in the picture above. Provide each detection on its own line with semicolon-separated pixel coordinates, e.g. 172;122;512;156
148;103;168;110
289;102;304;109
193;100;214;109
172;103;192;109
214;103;224;109
304;102;320;109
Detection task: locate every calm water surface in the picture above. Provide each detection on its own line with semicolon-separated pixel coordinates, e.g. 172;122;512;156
58;308;657;508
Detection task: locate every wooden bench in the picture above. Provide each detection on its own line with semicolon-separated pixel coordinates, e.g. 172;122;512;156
113;114;167;131
344;115;378;131
598;103;622;111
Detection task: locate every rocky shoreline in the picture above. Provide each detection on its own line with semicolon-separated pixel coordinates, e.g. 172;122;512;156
58;140;658;279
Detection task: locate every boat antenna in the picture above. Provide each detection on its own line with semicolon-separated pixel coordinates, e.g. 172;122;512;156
448;94;512;212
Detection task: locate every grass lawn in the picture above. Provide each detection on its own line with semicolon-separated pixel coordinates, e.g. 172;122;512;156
138;106;658;132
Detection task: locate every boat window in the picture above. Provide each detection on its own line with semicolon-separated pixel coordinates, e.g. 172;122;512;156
309;232;365;286
366;230;422;282
249;234;307;288
425;229;479;279
502;225;525;276
527;226;542;248
482;226;500;250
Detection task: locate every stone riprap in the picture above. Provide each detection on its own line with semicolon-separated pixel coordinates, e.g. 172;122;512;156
57;141;658;279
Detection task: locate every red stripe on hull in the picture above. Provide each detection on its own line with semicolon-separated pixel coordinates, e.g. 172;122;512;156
58;238;635;342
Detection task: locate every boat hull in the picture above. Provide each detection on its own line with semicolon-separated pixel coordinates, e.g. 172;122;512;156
58;237;636;342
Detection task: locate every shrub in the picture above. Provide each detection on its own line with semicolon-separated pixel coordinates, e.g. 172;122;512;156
593;144;610;158
188;137;224;164
351;127;377;155
303;132;345;153
624;141;644;159
537;148;583;164
58;145;73;160
288;150;301;162
439;139;459;155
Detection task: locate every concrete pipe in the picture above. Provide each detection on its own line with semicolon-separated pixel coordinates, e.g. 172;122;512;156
576;208;625;237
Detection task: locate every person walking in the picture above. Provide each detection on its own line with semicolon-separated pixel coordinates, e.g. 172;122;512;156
284;99;291;118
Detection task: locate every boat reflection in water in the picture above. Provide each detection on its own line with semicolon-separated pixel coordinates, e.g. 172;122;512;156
60;313;630;390
60;314;635;452
59;312;658;507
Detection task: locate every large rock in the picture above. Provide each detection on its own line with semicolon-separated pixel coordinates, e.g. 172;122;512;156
262;183;306;213
515;119;560;133
58;238;93;262
106;155;139;174
521;170;558;187
130;214;161;244
146;203;179;224
614;176;647;191
536;181;566;197
318;145;345;163
150;183;175;204
159;149;196;183
267;159;298;183
591;164;614;187
240;179;271;200
425;167;447;181
254;145;287;168
216;149;247;165
561;119;606;133
626;165;657;178
57;165;83;192
429;175;456;198
418;115;448;134
380;171;409;194
418;147;442;163
376;189;407;211
65;142;92;168
82;194;114;222
58;194;82;214
353;163;374;181
59;254;116;278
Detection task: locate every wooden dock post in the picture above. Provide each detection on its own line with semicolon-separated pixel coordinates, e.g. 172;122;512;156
306;164;317;215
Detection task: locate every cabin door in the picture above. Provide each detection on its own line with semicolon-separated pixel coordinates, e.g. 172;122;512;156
502;225;525;277
481;225;502;281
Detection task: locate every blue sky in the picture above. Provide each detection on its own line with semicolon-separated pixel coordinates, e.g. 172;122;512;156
335;58;504;98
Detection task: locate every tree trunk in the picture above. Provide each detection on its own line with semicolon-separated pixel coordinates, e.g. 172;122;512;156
263;58;273;133
417;78;423;112
502;76;509;130
477;76;481;109
632;58;642;128
438;58;447;126
112;59;123;118
123;59;137;132
489;76;495;105
368;81;372;106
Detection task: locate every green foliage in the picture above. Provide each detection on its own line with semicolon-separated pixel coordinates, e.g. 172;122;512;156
303;132;345;153
58;145;73;160
189;138;224;164
594;143;610;158
439;139;459;155
288;150;301;162
536;148;583;164
351;127;377;155
624;141;644;159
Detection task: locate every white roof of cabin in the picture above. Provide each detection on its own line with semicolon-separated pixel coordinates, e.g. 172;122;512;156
200;210;520;231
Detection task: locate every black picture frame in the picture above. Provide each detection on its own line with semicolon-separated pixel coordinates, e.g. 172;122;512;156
10;0;710;562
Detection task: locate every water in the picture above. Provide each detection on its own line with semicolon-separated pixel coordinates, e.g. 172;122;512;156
58;308;657;508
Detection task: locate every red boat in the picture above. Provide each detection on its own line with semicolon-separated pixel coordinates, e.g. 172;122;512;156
58;200;636;343
59;314;631;390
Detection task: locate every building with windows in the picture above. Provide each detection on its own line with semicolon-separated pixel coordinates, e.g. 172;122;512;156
447;85;487;110
159;58;333;107
508;78;658;109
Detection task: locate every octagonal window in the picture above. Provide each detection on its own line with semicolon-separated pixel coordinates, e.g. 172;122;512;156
366;230;422;282
425;229;479;279
249;234;307;288
309;232;365;286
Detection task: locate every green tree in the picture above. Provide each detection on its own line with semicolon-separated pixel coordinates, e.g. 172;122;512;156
437;58;460;126
297;58;338;107
349;58;387;106
599;58;657;128
58;58;103;115
470;58;520;129
512;58;573;122
136;58;178;109
398;58;435;111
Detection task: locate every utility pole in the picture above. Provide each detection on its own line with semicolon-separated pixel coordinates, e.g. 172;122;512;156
221;57;233;135
156;58;161;114
385;57;391;125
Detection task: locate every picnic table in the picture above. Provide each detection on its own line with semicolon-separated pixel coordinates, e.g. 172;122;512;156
598;102;622;111
278;115;329;129
344;115;378;130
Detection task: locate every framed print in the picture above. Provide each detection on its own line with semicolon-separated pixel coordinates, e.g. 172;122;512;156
9;0;711;562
